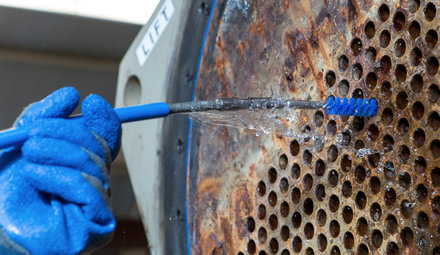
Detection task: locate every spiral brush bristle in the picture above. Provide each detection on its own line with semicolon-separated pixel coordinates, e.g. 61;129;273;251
323;96;378;117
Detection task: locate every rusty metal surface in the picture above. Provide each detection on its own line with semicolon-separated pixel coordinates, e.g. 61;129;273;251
189;0;440;254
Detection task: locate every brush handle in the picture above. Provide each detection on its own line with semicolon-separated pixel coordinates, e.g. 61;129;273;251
0;103;171;150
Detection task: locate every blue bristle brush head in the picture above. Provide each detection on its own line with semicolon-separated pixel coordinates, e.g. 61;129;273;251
323;96;378;117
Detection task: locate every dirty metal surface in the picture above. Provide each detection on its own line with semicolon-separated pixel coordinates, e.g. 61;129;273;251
189;0;440;254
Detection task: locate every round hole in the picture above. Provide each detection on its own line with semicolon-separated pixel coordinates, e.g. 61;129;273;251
269;238;279;254
338;80;349;97
372;230;383;248
329;195;340;212
398;172;411;189
381;107;393;125
380;30;391;48
327;120;337;136
369;176;381;194
409;20;421;39
410;74;423;92
315;159;325;176
304;223;314;240
393;12;406;31
427;56;439;76
328;169;339;186
248;240;256;254
247;217;256;232
378;4;390;21
408;0;420;13
281;201;290;217
342;130;352;145
268;191;277;207
397;118;410;135
367;124;379;141
357;243;369;255
400;146;412;161
424;2;436;21
124;76;142;106
430;139;440;158
352;63;363;80
291;163;301;179
415;156;427;173
384;188;396;206
384;161;395;180
343;232;354;249
396;92;408;109
383;134;394;152
341;154;352;172
303;150;312;165
354;139;365;150
303;174;313;191
357;217;368;235
394;38;406;57
433;196;440;214
314;138;324;152
330;246;341;255
400;199;413;218
258;181;266;196
342;206;354;223
269;214;278;230
429;85;440;103
416;183;428;202
356;191;367;209
339;55;349;71
342;181;353;198
280;178;289;194
351;38;363;56
304;198;313;215
432;168;440;187
325;71;336;87
365;21;375;39
400;227;413;246
429;111;440;131
380;55;391;73
317;209;327;226
305;248;314;255
395;64;407;82
366;47;377;65
290;140;300;156
366;72;377;90
291;187;301;204
351;117;365;132
417;211;429;228
370;202;382;221
292;236;302;252
426;29;438;48
268;168;277;183
314;110;324;127
279;154;288;169
385;214;398;234
258;204;266;220
292;211;302;228
315;184;326;201
318;234;328;252
258;227;267;243
411;47;423;66
329;220;340;237
413;129;426;147
386;242;399;255
355;165;367;183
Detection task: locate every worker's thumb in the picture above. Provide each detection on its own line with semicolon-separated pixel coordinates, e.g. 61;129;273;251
15;86;80;128
81;94;121;161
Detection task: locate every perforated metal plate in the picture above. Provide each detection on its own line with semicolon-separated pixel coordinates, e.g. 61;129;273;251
189;0;439;254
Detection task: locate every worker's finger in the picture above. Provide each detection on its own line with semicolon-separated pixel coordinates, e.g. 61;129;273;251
16;87;80;127
27;118;106;161
81;94;121;160
22;137;108;186
20;163;115;233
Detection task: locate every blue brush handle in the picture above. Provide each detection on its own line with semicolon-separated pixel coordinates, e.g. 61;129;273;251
0;102;170;150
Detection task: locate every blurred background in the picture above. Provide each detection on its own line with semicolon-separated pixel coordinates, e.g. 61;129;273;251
0;1;160;254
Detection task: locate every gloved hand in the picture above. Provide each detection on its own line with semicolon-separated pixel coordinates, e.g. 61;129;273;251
0;87;121;255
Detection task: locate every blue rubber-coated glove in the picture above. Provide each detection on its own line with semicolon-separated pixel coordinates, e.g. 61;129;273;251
0;87;121;255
